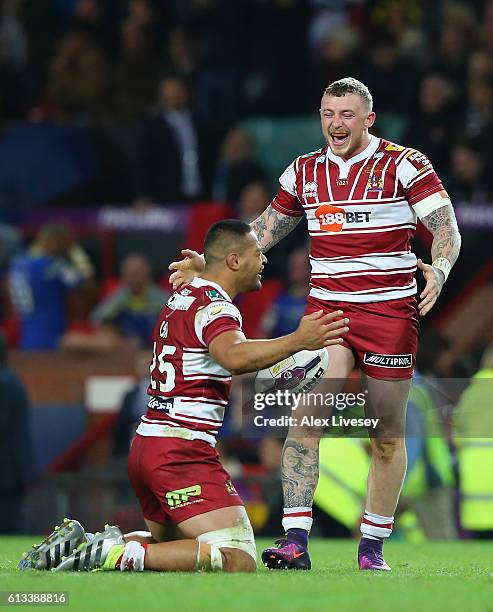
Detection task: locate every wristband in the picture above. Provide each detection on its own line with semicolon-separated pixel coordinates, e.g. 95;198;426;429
432;257;451;282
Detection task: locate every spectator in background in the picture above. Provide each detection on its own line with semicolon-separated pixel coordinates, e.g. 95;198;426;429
0;331;37;533
404;74;459;173
43;27;109;121
467;49;493;83
0;222;20;272
133;75;216;203
163;26;196;84
372;1;430;67
355;33;420;115
90;254;167;348
447;141;492;203
212;128;267;206
464;79;493;139
237;181;271;223
70;0;119;56
262;246;310;338
111;18;161;120
431;4;477;88
8;222;93;350
0;0;31;119
310;25;360;106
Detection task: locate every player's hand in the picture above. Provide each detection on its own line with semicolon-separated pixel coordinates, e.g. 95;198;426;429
294;310;349;350
417;258;445;316
168;249;206;290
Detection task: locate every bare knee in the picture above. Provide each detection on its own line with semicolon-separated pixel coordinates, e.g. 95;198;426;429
370;438;404;463
220;548;256;573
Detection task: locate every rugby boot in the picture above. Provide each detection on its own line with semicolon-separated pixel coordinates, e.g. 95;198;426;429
358;537;391;571
54;524;124;572
261;539;311;570
18;518;88;570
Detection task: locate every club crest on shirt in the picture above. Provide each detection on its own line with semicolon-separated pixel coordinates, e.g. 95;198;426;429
302;181;318;197
367;174;384;192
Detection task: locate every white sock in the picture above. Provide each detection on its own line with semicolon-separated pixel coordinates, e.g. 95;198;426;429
360;509;394;540
282;507;313;532
120;541;146;571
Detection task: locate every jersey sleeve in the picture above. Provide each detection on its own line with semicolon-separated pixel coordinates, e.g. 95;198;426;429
271;159;304;217
397;149;446;216
195;300;243;347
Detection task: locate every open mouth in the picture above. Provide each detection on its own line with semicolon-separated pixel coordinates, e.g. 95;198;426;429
330;133;349;147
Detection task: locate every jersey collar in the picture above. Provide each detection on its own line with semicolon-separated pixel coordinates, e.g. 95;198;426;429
191;277;232;301
325;133;380;176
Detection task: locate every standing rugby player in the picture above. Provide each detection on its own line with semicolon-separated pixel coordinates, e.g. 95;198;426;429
169;78;461;571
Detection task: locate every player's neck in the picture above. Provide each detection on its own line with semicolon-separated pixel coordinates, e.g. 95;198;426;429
200;271;237;300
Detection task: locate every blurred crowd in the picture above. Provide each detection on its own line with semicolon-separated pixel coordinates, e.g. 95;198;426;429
0;0;491;354
0;0;492;205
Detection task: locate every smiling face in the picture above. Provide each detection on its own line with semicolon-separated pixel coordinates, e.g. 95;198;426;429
320;93;376;161
237;231;267;293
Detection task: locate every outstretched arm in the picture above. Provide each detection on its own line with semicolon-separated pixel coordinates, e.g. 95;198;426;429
417;195;462;316
169;204;302;289
250;203;302;253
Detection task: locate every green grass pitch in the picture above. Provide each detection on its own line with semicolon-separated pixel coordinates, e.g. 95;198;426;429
0;537;491;612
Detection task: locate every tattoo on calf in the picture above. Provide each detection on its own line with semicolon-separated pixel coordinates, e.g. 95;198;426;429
281;439;319;508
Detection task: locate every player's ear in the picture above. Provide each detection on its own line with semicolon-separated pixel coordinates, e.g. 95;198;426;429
226;252;240;271
365;111;376;128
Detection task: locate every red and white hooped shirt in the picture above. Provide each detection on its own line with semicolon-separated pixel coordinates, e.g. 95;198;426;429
272;135;447;303
137;277;242;446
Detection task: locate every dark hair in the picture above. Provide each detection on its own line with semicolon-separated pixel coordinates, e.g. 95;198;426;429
323;77;373;111
204;219;252;264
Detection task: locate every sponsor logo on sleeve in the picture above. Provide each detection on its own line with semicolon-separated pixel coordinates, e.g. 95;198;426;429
167;294;196;310
206;289;225;301
205;301;239;321
209;305;224;316
385;143;405;151
363;352;413;368
407;151;430;166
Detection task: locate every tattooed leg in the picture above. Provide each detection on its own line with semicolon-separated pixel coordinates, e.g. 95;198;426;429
282;437;321;509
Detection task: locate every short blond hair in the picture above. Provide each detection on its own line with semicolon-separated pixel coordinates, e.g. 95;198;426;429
323;78;373;112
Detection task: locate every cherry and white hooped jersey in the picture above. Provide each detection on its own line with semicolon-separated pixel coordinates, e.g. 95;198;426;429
136;277;242;446
272;135;447;303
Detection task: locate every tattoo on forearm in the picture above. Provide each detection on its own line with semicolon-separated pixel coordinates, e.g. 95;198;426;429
250;204;302;253
281;438;319;507
420;203;461;266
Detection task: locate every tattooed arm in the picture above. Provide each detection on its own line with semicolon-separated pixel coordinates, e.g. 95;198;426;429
250;204;302;253
168;204;302;288
281;438;320;507
416;195;461;316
